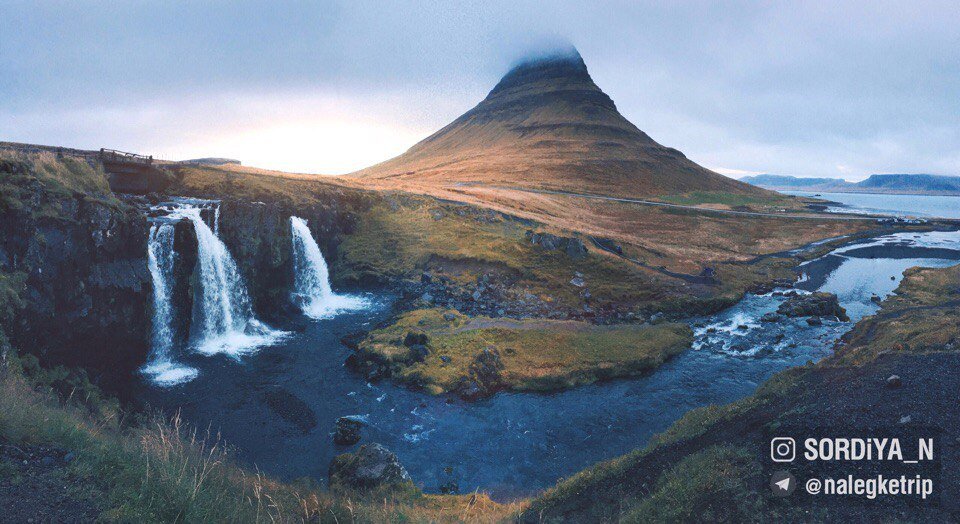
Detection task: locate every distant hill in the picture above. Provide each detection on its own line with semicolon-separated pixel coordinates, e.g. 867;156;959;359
741;173;960;196
180;157;241;166
739;174;852;190
350;47;771;200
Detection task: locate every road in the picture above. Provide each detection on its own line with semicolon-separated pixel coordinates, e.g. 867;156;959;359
460;184;882;221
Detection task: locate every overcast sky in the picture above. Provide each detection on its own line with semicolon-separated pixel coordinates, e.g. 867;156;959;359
2;1;958;179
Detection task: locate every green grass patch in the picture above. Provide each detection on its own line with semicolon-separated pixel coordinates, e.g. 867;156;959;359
658;191;790;209
357;308;693;394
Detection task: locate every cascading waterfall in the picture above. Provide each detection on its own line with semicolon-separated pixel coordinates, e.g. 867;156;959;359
142;222;198;386
290;216;369;318
178;206;284;356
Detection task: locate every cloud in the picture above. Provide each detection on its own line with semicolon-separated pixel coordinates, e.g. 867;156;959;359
1;0;958;177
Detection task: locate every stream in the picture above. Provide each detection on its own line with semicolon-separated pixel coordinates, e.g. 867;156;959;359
140;199;960;500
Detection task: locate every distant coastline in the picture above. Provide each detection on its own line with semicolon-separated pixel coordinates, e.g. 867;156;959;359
741;173;960;197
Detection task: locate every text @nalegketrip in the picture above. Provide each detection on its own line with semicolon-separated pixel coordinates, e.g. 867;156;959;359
765;428;940;503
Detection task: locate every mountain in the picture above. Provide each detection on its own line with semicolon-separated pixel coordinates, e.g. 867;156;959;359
857;174;960;193
350;47;769;199
739;174;851;190
742;173;960;195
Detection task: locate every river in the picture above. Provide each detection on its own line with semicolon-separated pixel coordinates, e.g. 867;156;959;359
141;200;960;500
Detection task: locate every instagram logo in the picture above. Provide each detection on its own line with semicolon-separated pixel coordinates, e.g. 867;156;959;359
770;437;796;463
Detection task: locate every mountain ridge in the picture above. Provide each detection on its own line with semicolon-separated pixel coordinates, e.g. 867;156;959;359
350;48;770;200
742;173;960;196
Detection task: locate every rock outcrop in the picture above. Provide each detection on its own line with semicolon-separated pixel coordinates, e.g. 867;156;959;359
777;292;850;321
328;444;413;491
333;417;364;446
0;156;151;389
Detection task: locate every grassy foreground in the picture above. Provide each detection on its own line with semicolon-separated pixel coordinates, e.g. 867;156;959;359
0;355;522;522
355;309;693;395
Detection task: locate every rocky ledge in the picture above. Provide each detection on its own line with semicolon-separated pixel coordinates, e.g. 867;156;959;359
776;291;849;321
328;443;414;492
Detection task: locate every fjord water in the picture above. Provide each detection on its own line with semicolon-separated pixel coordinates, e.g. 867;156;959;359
144;222;960;499
785;190;960;219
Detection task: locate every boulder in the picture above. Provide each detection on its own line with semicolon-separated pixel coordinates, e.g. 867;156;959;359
455;347;505;400
887;375;902;389
329;444;413;490
333;417;364;446
525;230;587;259
760;312;782;323
403;332;429;347
777;292;850;321
408;344;430;363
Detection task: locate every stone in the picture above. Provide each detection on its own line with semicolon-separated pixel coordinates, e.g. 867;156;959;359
408;344;429;362
329;443;412;490
455;347;506;400
334;417;364;446
403;332;429;347
570;276;585;287
760;312;782;323
806;317;822;326
887;375;902;389
443;312;457;322
777;292;849;321
899;415;912;424
525;230;587;259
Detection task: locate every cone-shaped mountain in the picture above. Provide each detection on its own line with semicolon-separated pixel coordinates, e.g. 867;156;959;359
352;48;768;199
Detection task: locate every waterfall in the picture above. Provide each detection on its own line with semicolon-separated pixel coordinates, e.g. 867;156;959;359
142;223;198;386
290;216;368;318
178;207;284;356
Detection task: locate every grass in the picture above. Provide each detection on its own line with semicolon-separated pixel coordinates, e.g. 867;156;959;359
618;445;770;523
172;165;361;210
657;191;793;210
0;149;117;220
335;193;740;315
356;308;693;394
525;262;960;521
0;352;522;522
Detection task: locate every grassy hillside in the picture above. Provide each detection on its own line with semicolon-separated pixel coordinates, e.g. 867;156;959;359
351;51;770;202
523;262;960;522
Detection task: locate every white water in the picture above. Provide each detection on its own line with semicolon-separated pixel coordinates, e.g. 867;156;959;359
290;216;369;318
142;223;198;386
177;207;285;356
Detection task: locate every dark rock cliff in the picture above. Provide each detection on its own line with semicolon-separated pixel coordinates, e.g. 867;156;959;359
193;193;369;321
0;158;151;388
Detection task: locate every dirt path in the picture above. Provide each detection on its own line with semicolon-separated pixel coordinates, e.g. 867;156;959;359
0;442;100;523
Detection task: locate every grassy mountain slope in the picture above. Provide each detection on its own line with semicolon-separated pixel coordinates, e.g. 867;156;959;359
350;49;772;201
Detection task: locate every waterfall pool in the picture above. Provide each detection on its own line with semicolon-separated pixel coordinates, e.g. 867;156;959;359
141;224;960;500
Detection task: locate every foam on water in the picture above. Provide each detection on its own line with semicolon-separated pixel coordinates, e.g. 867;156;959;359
142;222;198;386
290;216;369;319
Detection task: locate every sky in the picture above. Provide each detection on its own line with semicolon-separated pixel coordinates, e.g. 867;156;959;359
1;1;958;180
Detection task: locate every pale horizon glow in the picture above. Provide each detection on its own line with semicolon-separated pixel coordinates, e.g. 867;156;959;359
2;1;958;180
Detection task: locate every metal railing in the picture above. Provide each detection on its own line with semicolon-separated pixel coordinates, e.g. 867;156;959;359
99;148;153;165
